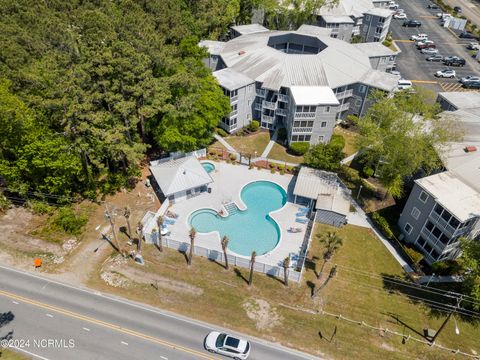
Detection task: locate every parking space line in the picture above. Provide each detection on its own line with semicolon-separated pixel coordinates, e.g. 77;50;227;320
393;39;414;42
419;16;437;19
410;80;438;84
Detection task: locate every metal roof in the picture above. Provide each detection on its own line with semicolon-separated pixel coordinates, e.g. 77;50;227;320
359;69;400;91
293;167;340;199
415;172;480;222
149;157;213;196
213;68;254;90
316;0;376;18
231;24;269;35
198;40;225;55
364;7;394;17
322;15;355;23
290;86;340;105
353;42;397;57
215;29;392;91
437;92;480;110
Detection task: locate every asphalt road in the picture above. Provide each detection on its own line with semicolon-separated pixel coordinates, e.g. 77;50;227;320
443;0;480;28
390;0;480;92
0;266;319;360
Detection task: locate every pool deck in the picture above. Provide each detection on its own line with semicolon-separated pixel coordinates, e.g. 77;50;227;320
167;161;308;267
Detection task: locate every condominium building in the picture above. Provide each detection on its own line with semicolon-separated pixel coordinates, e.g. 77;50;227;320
398;92;480;264
315;0;393;43
200;25;399;145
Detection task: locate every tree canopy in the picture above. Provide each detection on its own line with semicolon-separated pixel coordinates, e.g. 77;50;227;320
460;238;480;310
353;90;462;198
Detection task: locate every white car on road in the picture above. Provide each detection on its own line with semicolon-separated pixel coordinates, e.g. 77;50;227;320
410;33;428;41
421;48;439;55
435;69;456;78
394;12;407;19
397;79;413;90
205;332;251;359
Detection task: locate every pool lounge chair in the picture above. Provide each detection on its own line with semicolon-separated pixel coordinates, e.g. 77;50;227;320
164;218;176;225
295;217;308;224
288;227;302;233
299;207;310;212
296;211;308;217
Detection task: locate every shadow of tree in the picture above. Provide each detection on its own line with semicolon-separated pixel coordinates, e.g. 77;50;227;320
0;311;14;329
306;281;316;297
234;268;249;285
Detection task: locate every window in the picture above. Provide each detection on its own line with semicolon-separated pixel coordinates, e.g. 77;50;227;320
431;249;439;260
378;17;385;24
449;216;460;229
324;106;330;113
432;227;442;239
365;15;371;21
307;121;314;127
425;221;434;231
292;135;298;141
439;234;449;245
434;203;443;215
380;57;386;64
305;135;311;141
247;113;251;120
423;243;432;253
417;236;427;247
441;209;452;223
359;85;367;94
318;135;324;142
411;207;420;220
321;121;327;127
419;191;429;203
404;223;413;234
248;100;252;106
355;98;362;107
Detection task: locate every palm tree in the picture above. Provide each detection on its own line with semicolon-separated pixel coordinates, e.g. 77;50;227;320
282;256;290;287
221;236;229;270
188;227;196;266
316;232;343;279
312;265;337;298
136;222;143;253
123;206;132;239
156;216;164;252
248;251;256;287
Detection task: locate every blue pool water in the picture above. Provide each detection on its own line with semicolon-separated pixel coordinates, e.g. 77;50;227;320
189;181;287;256
202;162;215;173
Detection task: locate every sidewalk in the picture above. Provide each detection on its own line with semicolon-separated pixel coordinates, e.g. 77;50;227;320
417;275;464;284
260;129;278;158
213;134;237;153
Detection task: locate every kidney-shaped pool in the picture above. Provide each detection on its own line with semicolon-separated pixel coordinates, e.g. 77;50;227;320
188;181;287;256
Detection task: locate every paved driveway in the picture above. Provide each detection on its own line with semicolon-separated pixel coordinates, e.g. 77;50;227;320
390;0;480;93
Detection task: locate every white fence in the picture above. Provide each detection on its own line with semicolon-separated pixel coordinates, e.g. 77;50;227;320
154;236;302;282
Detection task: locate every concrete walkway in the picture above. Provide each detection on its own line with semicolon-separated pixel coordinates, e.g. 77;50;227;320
213;134;237;153
417;275;464;284
261;129;278;158
340;151;358;165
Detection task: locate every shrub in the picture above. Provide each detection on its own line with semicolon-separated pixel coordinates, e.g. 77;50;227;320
289;142;309;156
0;194;10;213
270;168;276;174
431;260;463;275
277;127;287;141
404;246;423;265
383;40;392;48
52;207;88;235
286;165;294;172
28;200;55;215
277;164;285;171
249;120;259;132
216;128;228;137
269;163;276;169
248;164;254;170
256;165;262;170
304;137;344;171
229;153;236;161
362;167;374;178
280;169;285;175
338;166;361;187
371;212;394;240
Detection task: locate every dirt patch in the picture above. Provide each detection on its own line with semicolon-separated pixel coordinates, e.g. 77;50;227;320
380;342;397;352
242;298;282;331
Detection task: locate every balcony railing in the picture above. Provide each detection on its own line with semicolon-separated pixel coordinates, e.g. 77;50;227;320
429;212;456;238
262;100;277;110
230;110;238;117
256;89;266;97
336;89;353;100
420;228;448;254
254;103;262;111
292;127;313;133
230;95;238;102
278;94;289;102
294;112;316;119
262;114;275;123
337;103;350;112
276;108;287;116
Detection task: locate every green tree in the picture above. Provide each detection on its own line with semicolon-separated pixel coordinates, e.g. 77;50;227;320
354;91;462;198
304;134;345;171
262;0;334;29
315;231;343;279
460;238;480;310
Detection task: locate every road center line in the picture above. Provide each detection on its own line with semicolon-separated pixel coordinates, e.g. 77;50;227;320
121;341;129;346
46;313;54;318
83;327;90;331
160;356;168;360
0;288;215;360
12;300;19;304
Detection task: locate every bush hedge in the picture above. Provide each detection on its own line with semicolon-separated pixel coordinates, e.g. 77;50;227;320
371;212;394;240
249;120;259;132
431;260;463;275
289;142;310;155
52;207;88;235
216;128;228;137
362;167;375;178
404;246;424;265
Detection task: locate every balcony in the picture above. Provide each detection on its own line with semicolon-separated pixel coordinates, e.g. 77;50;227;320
230;109;238;117
262;114;275;123
254;103;262;111
262;100;277;110
276;108;287;116
429;212;456;238
337;103;350;112
230;95;238;102
420;228;448;253
256;89;266;97
336;89;353;100
294;112;316;119
278;94;289;102
292;127;313;133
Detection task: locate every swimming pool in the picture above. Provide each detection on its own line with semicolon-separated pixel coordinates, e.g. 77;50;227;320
189;181;287;256
201;162;215;173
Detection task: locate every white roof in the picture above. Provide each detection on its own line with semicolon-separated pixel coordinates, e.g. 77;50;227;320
315;189;350;216
360;69;400;91
322;15;355;23
290;86;340;105
293;167;340;199
365;7;394;17
317;0;376;18
231;24;269;35
211;29;395;91
198;40;225;55
353;42;397;57
438;92;480;110
149;157;213;196
213;68;254;90
415;172;480;222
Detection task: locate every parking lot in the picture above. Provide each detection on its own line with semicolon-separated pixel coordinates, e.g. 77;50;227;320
390;0;480;92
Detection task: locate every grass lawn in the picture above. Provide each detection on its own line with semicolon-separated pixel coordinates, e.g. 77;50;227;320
268;142;304;164
224;131;270;156
88;223;480;360
208;140;227;151
0;349;29;359
334;126;360;158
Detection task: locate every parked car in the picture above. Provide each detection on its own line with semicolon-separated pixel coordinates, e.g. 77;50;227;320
389;2;399;10
437;12;451;18
205;332;251;359
410;33;428;41
463;81;480;89
390;70;401;76
454;6;462;13
421;48;439;55
397;79;413;90
467;42;480;50
460;76;480;84
417;40;436;49
443;56;466;66
459;32;479;40
435;69;456;78
426;54;444;62
394;12;407;19
403;20;421;27
427;4;439;9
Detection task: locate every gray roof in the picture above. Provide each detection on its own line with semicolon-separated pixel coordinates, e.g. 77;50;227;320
150;156;213;196
213;68;254;90
198;40;225;55
364;7;394;17
353;42;397;57
231;24;269;35
317;0;376;18
438;92;480;110
296;24;333;37
213;29;396;91
360;69;400;91
322;15;355;23
293;167;340;199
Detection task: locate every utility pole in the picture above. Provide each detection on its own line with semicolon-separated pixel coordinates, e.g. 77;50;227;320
430;295;463;343
105;204;121;253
